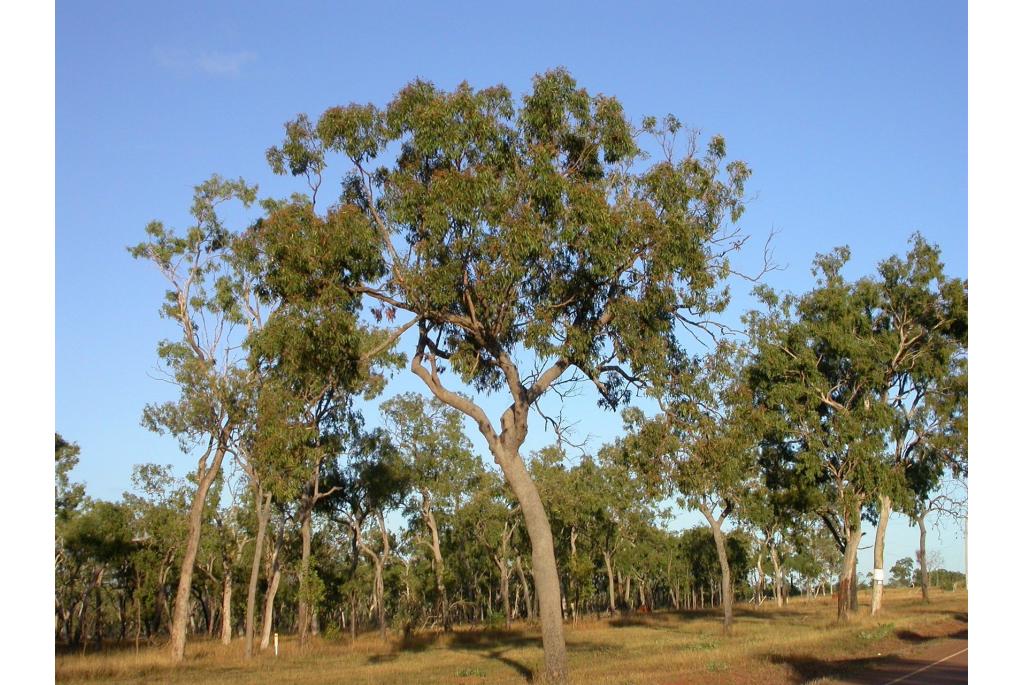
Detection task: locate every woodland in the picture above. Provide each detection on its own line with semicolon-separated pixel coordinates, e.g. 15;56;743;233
55;70;967;684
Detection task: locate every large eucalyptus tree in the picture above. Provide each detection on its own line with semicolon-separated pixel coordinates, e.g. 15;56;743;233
257;69;754;680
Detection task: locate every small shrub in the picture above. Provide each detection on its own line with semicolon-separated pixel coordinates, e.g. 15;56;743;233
857;623;894;641
456;666;487;677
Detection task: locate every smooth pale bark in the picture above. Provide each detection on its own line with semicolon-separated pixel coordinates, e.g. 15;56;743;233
871;495;892;615
917;513;930;602
422;494;450;631
494;518;515;629
769;545;785;607
836;508;863;623
602;550;616;614
698;505;735;635
496;450;568;680
260;524;285;650
220;563;233;644
169;440;228;662
355;510;391;640
568;527;578;623
755;547;766;605
515;557;534;622
412;346;569;682
496;554;512;629
244;489;272;658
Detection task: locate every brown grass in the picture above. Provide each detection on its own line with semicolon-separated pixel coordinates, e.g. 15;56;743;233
55;588;967;685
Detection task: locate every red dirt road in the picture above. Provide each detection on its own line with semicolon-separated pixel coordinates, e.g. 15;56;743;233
826;636;967;684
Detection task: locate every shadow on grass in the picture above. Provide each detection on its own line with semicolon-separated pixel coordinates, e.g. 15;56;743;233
392;628;623;681
607;606;813;629
767;651;967;685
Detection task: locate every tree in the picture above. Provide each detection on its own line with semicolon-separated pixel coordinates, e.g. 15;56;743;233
910;477;966;602
620;341;760;634
381;392;480;631
259;69;754;681
890;557;915;587
129;176;259;661
867;235;967;615
748;248;894;622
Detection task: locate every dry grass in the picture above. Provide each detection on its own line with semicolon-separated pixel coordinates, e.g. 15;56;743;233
55;588;967;685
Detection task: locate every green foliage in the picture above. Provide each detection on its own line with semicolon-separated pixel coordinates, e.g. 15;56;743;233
262;69;751;411
890;557;915;587
55;433;86;524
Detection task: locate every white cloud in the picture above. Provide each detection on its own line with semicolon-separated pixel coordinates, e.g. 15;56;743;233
154;48;256;78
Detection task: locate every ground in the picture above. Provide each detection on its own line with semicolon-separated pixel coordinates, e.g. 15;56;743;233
55;588;967;684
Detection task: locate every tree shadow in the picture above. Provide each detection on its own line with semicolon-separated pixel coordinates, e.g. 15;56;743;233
767;651;967;685
392;628;620;680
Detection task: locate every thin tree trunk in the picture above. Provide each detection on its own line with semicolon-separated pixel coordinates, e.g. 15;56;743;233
260;523;285;651
754;548;763;605
350;592;357;644
298;506;313;646
515;556;534;622
497;555;511;629
169;440;228;662
245;489;272;658
603;550;616;614
220;562;233;644
917;513;931;602
871;495;891;615
769;544;784;607
134;582;142;652
422;495;450;631
699;505;734;635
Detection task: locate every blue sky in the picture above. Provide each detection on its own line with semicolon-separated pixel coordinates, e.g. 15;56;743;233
56;1;967;573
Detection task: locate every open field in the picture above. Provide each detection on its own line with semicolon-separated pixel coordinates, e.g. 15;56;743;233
56;589;967;685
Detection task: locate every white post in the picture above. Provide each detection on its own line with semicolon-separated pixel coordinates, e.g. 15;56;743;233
274;632;279;657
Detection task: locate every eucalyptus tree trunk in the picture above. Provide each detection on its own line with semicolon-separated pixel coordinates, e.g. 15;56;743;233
603;550;616;614
421;494;450;631
496;519;515;629
515;556;534;621
836;507;863;623
356;510;391;640
297;507;313;646
220;560;233;644
259;524;285;651
851;555;859;611
495;554;512;629
412;348;569;682
699;506;734;635
244;489;272;658
169;439;228;662
917;512;930;602
568;526;578;624
871;495;892;615
769;545;784;607
496;450;568;679
755;548;766;605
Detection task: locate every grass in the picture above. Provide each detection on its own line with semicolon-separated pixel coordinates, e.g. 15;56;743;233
55;588;967;685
